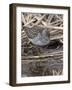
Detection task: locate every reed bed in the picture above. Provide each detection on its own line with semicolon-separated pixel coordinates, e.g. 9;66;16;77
21;13;63;76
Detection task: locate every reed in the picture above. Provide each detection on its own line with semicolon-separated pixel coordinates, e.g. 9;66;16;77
21;13;63;76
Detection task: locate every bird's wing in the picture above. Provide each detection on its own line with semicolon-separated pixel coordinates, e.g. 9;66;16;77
24;27;39;39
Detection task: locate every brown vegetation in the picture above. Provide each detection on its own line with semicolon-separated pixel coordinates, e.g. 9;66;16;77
21;13;63;77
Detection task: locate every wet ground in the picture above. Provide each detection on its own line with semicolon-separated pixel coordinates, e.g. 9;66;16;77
21;39;63;77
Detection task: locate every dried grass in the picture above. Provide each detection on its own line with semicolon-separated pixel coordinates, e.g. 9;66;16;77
21;13;63;76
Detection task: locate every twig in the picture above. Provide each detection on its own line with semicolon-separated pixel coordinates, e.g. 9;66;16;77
21;14;26;24
22;51;63;60
34;15;46;26
55;15;63;21
47;15;54;24
50;35;63;40
24;19;35;26
50;20;63;25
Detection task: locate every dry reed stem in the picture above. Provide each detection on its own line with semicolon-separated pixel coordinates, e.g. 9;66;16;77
22;51;63;60
47;15;54;24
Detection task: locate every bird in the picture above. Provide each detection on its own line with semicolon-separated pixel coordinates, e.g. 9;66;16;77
23;26;50;46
